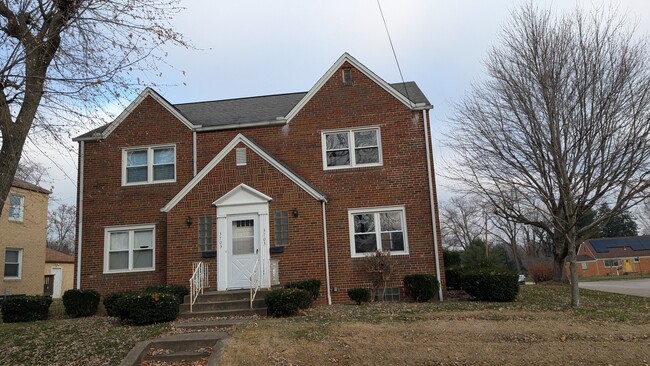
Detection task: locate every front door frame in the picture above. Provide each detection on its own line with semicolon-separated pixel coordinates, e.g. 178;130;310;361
214;184;271;291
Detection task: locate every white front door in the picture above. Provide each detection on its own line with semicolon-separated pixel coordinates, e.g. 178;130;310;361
51;267;62;298
227;215;259;289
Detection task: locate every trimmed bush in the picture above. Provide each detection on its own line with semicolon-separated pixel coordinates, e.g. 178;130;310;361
347;288;371;305
103;291;136;317
284;279;321;302
529;262;554;283
443;250;462;267
445;267;463;290
114;291;180;325
1;295;52;323
145;284;189;303
403;274;440;302
461;269;519;302
62;289;100;317
265;288;312;317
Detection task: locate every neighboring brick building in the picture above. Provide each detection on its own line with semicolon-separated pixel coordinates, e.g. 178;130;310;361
1;178;50;296
571;236;650;278
74;53;444;304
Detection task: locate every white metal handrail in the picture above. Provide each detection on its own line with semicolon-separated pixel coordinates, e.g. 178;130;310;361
249;258;260;309
189;262;209;312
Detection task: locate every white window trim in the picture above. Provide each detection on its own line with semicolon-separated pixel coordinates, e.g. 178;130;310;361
4;248;22;279
103;224;156;274
321;127;383;170
633;257;640;263
8;194;24;222
122;144;177;186
348;205;408;258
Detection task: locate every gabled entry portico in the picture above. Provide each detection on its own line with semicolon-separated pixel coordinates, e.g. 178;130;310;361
213;184;272;291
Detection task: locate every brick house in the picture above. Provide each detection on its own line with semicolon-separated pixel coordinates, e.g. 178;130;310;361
571;236;650;278
73;53;444;304
1;178;50;297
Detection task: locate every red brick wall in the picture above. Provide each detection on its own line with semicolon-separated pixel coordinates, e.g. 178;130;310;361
570;257;650;278
77;62;445;302
76;96;194;296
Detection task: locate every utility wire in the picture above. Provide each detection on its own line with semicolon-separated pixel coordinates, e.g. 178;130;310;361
376;0;412;105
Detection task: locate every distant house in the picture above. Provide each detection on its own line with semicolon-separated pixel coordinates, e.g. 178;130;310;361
45;248;75;298
572;236;650;277
1;178;50;296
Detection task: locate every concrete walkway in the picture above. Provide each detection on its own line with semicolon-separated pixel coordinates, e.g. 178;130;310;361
578;278;650;298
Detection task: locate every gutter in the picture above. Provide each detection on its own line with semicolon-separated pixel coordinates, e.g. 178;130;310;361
196;118;286;132
423;110;443;301
192;131;197;176
322;201;332;305
76;141;84;289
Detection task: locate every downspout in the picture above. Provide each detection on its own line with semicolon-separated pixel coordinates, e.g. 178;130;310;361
192;131;197;176
322;201;332;305
423;110;443;301
76;141;84;289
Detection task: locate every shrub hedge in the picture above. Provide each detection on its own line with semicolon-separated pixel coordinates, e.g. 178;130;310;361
145;284;189;303
114;292;180;325
445;267;463;290
103;291;136;317
461;269;519;302
443;250;462;267
62;289;100;317
1;295;52;323
403;273;440;302
284;279;321;302
265;288;312;317
347;288;371;305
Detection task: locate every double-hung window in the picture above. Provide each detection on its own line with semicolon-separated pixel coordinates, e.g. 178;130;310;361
123;146;175;185
4;249;22;279
349;206;408;257
322;128;381;169
8;194;24;221
104;225;155;273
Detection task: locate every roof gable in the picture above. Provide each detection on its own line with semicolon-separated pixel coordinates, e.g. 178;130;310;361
284;53;431;123
73;88;196;141
161;134;327;212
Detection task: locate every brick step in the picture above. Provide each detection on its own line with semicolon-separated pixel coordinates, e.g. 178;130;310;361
178;307;267;319
180;298;266;312
173;318;249;330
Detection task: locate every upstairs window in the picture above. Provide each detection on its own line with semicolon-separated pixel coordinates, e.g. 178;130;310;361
322;128;381;169
8;194;24;221
123;146;175;185
349;206;408;257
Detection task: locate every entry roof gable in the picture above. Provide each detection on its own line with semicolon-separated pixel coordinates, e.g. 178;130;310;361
161;133;327;213
213;183;272;207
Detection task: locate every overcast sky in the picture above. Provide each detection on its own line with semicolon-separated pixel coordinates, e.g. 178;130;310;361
27;0;650;207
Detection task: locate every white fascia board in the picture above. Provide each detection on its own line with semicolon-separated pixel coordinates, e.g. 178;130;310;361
196;119;286;132
161;134;326;212
212;183;273;206
80;88;197;142
284;53;418;123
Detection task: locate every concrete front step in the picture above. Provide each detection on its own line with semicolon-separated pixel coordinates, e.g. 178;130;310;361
179;307;267;319
179;298;266;312
119;332;228;366
185;289;270;303
173;318;249;330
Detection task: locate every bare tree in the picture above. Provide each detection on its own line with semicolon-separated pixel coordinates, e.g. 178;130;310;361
446;5;650;307
14;159;49;186
47;203;76;255
489;213;524;273
0;0;188;216
440;196;486;250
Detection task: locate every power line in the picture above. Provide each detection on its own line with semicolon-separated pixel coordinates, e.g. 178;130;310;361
376;0;412;104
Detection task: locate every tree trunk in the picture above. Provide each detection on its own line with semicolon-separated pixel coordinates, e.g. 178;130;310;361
567;237;580;307
552;235;569;282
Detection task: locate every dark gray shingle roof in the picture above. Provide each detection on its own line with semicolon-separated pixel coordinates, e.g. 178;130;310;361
75;81;430;139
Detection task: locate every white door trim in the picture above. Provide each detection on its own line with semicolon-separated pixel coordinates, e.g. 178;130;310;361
215;184;271;291
51;267;63;298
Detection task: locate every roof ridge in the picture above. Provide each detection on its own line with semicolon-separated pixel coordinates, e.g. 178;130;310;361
174;91;308;106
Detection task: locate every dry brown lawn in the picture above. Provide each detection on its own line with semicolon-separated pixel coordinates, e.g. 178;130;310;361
221;285;649;365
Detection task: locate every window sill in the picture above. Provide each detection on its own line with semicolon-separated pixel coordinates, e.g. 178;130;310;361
351;252;409;259
103;268;155;274
122;180;177;187
3;278;22;281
